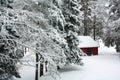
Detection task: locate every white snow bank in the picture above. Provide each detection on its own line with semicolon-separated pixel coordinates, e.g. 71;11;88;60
15;66;35;80
98;39;117;55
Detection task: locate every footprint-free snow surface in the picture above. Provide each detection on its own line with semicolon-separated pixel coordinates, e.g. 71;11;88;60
59;53;120;80
59;42;120;80
16;41;120;80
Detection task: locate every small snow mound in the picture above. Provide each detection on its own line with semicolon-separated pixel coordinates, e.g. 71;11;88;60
98;40;116;55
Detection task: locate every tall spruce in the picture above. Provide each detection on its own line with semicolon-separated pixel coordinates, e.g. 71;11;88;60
0;0;22;79
103;0;120;52
61;0;83;65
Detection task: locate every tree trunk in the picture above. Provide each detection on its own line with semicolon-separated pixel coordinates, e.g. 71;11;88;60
93;15;96;40
40;63;43;77
45;61;48;72
83;0;88;36
93;0;96;40
35;53;39;80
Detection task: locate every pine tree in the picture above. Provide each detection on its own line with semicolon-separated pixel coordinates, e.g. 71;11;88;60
0;0;24;80
0;9;22;80
0;0;13;8
12;0;66;79
38;0;83;65
103;0;120;52
61;0;83;65
0;0;84;80
110;0;120;52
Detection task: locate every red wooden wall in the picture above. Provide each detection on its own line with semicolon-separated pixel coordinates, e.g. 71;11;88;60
80;47;98;55
91;47;98;55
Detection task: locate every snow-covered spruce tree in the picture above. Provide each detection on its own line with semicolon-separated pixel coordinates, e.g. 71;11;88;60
0;0;64;79
0;0;13;9
62;0;81;34
61;0;83;65
0;0;71;80
35;0;64;67
12;0;67;79
0;1;23;79
4;0;83;79
103;0;120;52
115;27;120;52
34;0;83;66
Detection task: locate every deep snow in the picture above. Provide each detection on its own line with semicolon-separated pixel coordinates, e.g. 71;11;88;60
59;53;120;80
59;41;120;80
16;41;120;80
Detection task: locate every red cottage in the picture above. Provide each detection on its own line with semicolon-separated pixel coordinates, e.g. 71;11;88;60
78;36;99;56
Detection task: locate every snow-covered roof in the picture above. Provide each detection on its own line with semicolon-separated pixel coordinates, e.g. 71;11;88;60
78;36;99;48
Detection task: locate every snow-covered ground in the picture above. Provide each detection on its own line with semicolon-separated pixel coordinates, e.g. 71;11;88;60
16;41;120;80
59;54;120;80
59;41;120;80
